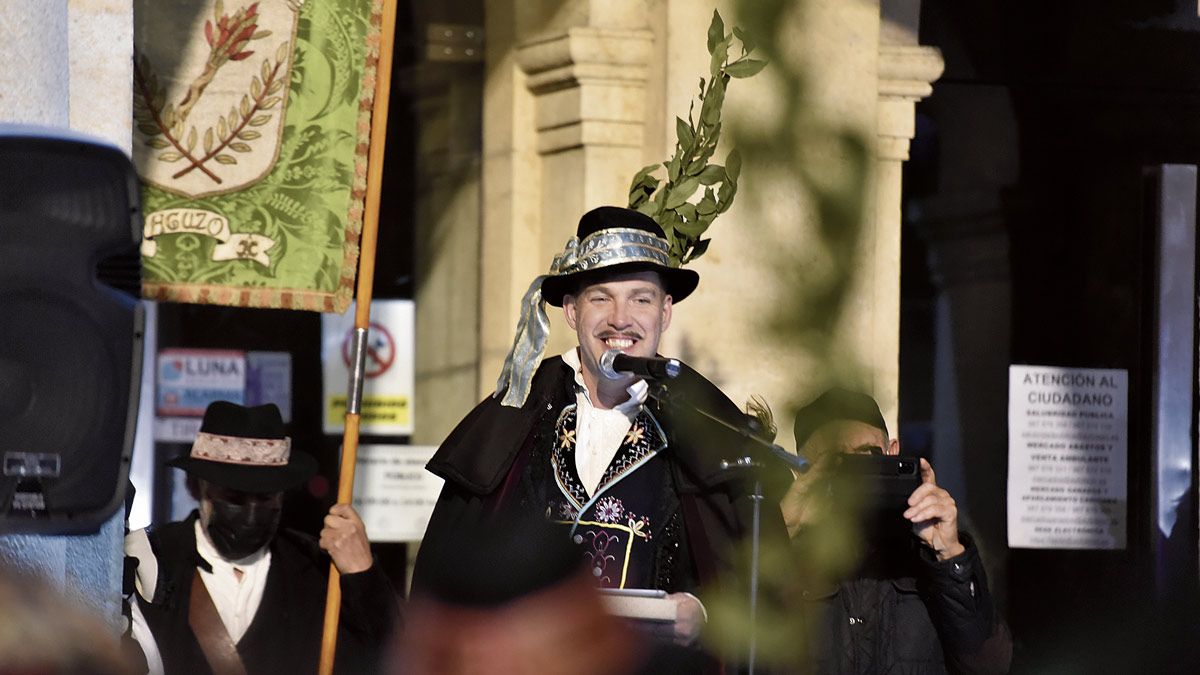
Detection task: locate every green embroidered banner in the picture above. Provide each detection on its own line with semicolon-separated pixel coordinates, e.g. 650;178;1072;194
133;0;381;312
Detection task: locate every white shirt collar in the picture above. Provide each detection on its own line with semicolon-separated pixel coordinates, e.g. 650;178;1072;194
561;348;648;419
193;519;272;644
561;349;649;496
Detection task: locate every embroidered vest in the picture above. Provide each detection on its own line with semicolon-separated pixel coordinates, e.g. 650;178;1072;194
548;404;670;589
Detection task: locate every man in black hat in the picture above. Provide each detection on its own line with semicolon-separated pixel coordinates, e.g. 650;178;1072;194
413;206;783;648
783;388;1011;673
126;401;397;674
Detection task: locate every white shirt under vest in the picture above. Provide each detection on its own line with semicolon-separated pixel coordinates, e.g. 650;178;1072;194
561;348;649;496
193;519;272;643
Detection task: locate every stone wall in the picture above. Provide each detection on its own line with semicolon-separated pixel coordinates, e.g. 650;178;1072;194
0;0;134;632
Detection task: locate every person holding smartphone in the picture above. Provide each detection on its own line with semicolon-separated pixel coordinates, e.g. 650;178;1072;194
781;388;1012;674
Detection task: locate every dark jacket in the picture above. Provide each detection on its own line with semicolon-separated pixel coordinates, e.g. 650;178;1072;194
802;534;1012;674
135;513;398;675
412;356;788;595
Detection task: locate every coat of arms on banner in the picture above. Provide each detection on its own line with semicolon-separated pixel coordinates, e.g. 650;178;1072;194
133;0;381;312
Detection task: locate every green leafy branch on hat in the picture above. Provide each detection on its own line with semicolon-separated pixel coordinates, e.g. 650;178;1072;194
627;10;766;267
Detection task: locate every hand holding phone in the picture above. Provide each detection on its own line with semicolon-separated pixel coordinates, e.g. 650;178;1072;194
903;458;965;561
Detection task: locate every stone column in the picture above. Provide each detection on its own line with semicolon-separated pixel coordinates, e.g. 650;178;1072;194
68;0;134;145
652;0;889;443
0;0;133;632
478;1;541;397
411;64;486;444
872;15;944;431
474;0;941;455
477;0;654;392
0;0;70;124
516;8;653;362
651;0;939;446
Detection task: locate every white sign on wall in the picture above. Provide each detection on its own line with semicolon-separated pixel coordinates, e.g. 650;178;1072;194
155;348;245;442
154;348;292;442
156;348;245;416
1007;365;1128;550
322;300;415;435
351;445;442;542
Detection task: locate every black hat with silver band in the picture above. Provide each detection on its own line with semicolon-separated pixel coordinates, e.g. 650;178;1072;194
539;207;698;306
494;206;699;408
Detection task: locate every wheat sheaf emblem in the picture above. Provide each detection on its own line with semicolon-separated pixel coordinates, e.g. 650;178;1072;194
134;1;290;185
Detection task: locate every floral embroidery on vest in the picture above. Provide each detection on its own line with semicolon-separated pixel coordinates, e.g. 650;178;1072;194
549;404;668;588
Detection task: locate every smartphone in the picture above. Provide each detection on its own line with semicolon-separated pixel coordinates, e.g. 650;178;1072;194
827;454;921;513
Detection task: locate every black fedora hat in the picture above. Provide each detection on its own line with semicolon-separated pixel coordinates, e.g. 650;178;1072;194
540;206;700;307
167;401;316;493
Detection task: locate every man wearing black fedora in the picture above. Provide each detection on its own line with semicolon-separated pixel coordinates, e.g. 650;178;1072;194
127;401;397;674
413;206;784;648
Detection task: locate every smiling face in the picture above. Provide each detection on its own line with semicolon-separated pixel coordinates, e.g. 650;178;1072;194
563;270;673;406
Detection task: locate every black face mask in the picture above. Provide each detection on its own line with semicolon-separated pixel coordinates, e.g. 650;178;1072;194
203;498;282;561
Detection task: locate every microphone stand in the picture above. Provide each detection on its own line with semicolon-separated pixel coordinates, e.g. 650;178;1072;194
646;380;806;675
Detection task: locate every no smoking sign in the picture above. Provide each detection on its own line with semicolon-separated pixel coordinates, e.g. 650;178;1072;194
342;323;396;378
322;301;414;435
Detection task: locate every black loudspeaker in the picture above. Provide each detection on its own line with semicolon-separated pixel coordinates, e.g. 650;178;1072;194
0;127;144;534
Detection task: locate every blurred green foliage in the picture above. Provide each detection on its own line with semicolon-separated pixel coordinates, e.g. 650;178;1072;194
694;0;875;669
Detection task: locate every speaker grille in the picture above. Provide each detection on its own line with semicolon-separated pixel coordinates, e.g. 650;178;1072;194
0;291;133;513
97;246;144;298
0;130;143;533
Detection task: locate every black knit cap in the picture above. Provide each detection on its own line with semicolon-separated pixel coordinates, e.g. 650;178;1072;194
540;206;699;307
793;388;888;449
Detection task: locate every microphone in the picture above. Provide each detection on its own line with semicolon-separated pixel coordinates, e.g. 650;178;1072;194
599;349;681;381
770;445;811;474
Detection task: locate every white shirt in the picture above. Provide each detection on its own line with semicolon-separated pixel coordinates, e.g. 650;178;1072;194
559;350;709;624
562;348;649;496
193;520;272;643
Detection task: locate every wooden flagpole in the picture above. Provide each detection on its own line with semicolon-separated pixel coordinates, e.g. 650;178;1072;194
318;0;398;672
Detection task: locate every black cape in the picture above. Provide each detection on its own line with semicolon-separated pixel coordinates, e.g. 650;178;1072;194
412;356;789;595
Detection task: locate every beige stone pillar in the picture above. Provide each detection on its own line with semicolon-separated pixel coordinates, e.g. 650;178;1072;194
68;0;134;148
516;21;654;358
0;1;70;124
873;43;943;431
640;0;942;447
652;0;888;450
411;68;486;445
0;0;133;146
477;0;654;396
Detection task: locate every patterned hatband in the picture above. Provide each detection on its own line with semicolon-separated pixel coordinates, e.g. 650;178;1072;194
191;431;291;466
550;228;671;277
